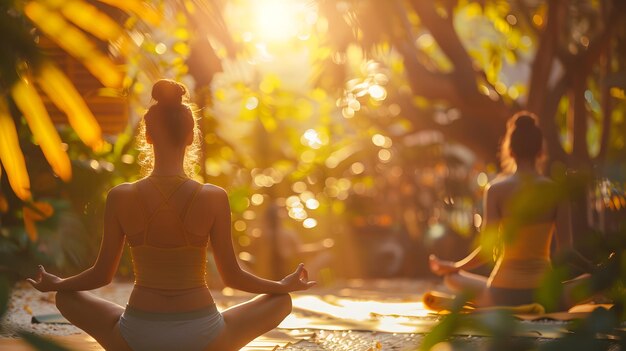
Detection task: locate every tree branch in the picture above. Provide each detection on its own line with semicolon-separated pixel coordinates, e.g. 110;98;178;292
410;0;510;115
394;40;465;106
580;0;623;77
393;94;503;162
409;0;477;95
512;0;540;37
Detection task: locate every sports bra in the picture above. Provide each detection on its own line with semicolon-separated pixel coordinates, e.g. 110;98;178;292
129;177;207;290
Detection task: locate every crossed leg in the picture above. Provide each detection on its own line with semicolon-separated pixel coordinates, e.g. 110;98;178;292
55;291;132;351
562;273;598;307
443;270;488;296
207;293;292;351
56;291;292;351
444;271;603;309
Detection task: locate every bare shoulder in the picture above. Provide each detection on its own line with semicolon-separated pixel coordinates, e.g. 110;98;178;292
485;175;511;193
103;183;141;219
106;182;137;202
192;181;229;203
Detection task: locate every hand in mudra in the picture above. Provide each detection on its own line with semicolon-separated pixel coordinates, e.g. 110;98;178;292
429;255;459;276
280;263;316;292
27;265;62;292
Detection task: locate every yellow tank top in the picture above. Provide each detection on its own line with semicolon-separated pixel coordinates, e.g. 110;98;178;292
488;222;554;289
129;177;207;290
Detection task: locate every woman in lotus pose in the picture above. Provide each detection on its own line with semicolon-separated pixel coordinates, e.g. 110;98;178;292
28;79;315;351
429;112;590;308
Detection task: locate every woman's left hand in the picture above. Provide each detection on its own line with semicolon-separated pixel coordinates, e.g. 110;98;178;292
429;255;459;276
27;265;62;292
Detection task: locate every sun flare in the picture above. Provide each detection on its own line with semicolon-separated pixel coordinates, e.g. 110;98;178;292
250;0;315;41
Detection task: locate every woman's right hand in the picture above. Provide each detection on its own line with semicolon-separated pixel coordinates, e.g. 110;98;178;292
27;265;62;292
429;254;459;276
280;263;316;292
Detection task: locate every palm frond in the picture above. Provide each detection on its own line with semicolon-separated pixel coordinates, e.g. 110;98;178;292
97;0;161;25
0;99;31;201
37;63;104;151
11;78;72;182
24;1;123;87
46;0;125;42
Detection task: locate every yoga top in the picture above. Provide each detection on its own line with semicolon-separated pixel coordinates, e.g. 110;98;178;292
488;222;554;289
129;177;207;290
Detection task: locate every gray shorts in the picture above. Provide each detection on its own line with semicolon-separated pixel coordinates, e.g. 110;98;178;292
486;287;535;306
119;304;225;351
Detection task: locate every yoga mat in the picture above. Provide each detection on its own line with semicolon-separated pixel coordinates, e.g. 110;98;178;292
422;290;546;315
0;334;101;351
31;313;69;324
278;294;618;339
422;290;613;321
516;304;614;322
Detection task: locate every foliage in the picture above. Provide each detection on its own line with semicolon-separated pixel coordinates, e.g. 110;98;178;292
167;0;488;280
315;0;626;171
0;0;625;350
0;1;148;338
0;0;237;275
0;0;134;201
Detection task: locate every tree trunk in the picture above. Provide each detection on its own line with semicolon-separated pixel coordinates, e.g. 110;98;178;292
568;63;591;167
526;0;568;115
540;77;569;169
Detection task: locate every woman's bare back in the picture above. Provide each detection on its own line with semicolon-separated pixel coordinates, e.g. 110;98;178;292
110;177;225;312
488;173;558;223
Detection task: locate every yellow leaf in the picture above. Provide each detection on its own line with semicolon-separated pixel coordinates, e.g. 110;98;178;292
42;0;125;42
0;99;31;201
60;0;124;41
465;2;483;17
97;0;162;26
24;201;54;221
23;209;38;242
84;56;124;88
24;1;123;87
172;42;190;56
38;63;104;151
0;138;12;213
259;112;277;132
11;79;72;182
0;193;8;213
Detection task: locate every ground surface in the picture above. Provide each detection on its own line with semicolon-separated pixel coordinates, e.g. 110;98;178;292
0;279;571;351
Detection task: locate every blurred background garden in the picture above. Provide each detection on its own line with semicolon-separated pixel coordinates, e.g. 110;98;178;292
1;0;626;348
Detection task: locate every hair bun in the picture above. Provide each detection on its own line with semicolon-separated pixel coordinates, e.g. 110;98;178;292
152;79;186;107
514;114;538;130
